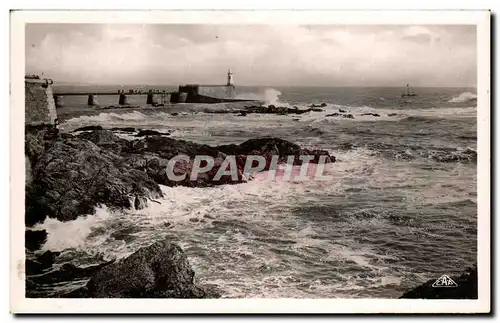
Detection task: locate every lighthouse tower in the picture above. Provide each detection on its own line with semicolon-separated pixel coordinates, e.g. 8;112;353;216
227;69;234;86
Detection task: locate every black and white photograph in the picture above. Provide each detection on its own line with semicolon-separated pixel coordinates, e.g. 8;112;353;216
10;10;490;314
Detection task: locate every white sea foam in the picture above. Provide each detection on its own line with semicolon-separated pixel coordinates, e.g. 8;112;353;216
33;206;113;252
448;91;477;103
235;88;285;106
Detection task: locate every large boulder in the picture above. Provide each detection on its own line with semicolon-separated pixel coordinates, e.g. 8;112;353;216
62;240;215;298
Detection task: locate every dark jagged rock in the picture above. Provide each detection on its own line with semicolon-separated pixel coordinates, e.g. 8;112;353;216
360;113;380;117
25;127;163;225
400;266;477;299
26;260;115;297
125;137;245;187
25;230;47;251
129;136;222;159
170;112;179;116
25;251;61;276
60;241;216;298
339;109;347;113
388;113;398;117
326;113;354;119
136;130;170;137
242;105;323;115
76;129;132;154
25;125;59;165
72;125;103;132
309;103;327;108
110;127;136;133
217;137;335;168
36;251;60;268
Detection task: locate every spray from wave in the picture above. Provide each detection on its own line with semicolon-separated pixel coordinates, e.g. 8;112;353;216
236;88;286;106
448;92;477;103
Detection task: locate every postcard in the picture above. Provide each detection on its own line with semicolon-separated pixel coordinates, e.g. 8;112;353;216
10;9;490;314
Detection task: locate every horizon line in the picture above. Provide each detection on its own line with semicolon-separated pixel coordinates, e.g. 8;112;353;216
50;80;477;89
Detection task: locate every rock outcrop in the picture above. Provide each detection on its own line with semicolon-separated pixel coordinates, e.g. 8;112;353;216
61;240;216;298
217;137;334;168
25;229;47;251
326;113;354;119
244;105;324;115
309;103;327;108
135;129;170;137
25;126;163;226
400;266;477;299
25;126;335;226
201;105;324;115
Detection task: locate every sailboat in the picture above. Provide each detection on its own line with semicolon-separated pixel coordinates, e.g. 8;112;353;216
401;84;417;98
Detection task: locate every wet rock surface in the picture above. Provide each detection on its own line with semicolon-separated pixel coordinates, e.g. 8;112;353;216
26;260;115;298
25;127;162;226
135;129;170;137
25;230;47;251
309;103;327;108
326;113;354;119
202;105;325;115
59;240;217;298
25;250;61;276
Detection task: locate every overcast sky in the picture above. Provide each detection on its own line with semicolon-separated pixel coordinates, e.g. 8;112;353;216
25;24;477;87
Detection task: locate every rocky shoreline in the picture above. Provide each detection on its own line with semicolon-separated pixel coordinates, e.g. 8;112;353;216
24;124;477;299
25;125;334;297
26;235;478;299
25;125;334;226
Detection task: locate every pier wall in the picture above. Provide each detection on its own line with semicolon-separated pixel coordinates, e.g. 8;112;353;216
25;77;58;126
197;85;236;99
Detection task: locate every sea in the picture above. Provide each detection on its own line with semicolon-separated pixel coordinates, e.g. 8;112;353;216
31;86;478;298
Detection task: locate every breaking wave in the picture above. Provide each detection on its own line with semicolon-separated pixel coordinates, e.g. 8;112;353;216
448;92;477;103
236;88;286;106
64;111;152;124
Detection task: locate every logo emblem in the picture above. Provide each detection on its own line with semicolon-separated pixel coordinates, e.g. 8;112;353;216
432;275;458;288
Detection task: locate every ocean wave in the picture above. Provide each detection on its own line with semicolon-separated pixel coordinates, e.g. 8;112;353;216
399;115;441;123
448;92;477;103
235;88;285;106
63;111;152;125
366;142;477;164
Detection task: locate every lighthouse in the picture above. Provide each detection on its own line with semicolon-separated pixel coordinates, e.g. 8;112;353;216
227;69;234;86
